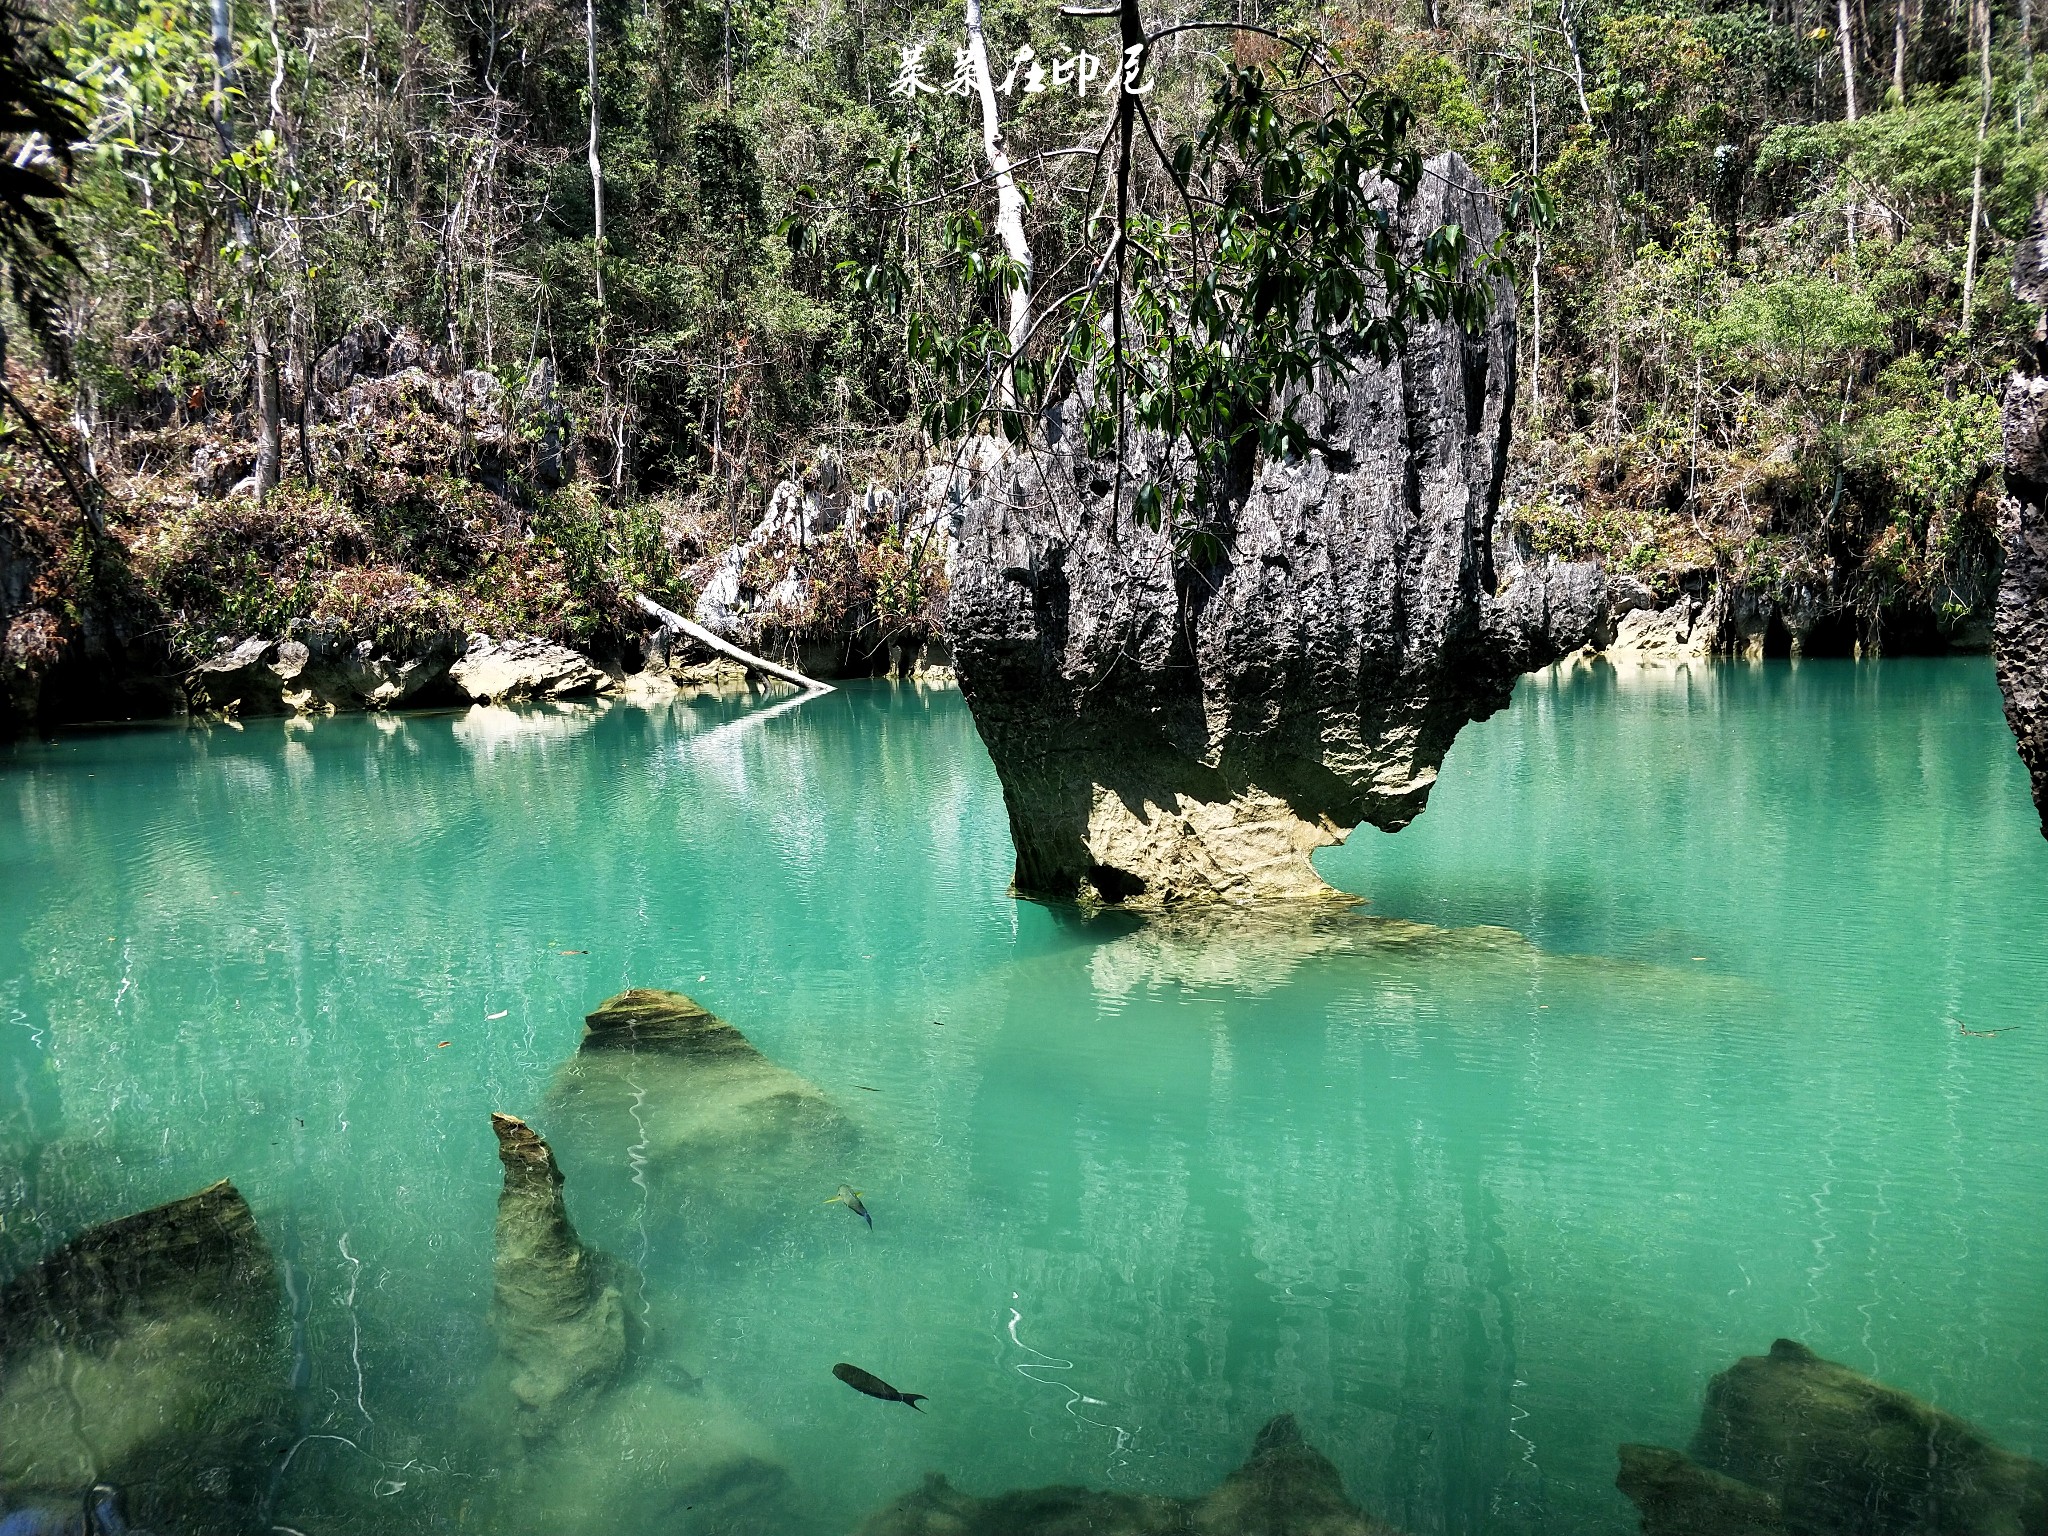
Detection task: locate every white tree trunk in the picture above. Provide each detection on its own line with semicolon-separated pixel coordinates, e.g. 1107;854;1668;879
634;595;836;692
1962;0;1991;330
1838;0;1860;117
964;0;1032;411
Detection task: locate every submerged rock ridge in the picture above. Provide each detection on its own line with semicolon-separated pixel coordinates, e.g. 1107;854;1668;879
946;152;1604;906
1617;1338;2048;1536
547;988;852;1182
475;1111;800;1536
0;1181;289;1533
487;1112;629;1439
858;1413;1402;1534
1997;198;2048;837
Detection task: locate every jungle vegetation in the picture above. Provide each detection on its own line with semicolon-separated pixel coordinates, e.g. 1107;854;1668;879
0;0;2042;666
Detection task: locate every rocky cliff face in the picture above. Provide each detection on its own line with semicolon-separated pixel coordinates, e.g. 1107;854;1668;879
946;153;1604;905
1996;199;2048;838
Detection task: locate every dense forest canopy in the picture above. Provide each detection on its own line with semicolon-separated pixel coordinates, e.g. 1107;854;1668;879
0;0;2043;686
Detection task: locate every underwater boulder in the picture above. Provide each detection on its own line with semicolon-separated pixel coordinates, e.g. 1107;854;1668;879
1616;1444;1788;1536
544;989;855;1212
856;1415;1400;1535
1617;1339;2048;1536
0;1181;289;1534
487;1113;628;1440
473;1113;801;1536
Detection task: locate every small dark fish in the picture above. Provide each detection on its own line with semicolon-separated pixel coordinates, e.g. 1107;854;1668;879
825;1184;872;1228
833;1362;925;1411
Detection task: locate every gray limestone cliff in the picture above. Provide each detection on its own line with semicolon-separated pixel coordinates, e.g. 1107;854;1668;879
946;153;1604;906
1996;197;2048;838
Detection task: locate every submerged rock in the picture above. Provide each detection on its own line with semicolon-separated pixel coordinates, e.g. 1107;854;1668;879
1998;198;2048;837
945;154;1603;907
1617;1445;1787;1536
0;1181;288;1532
1617;1339;2048;1536
448;634;610;704
545;989;853;1212
487;1113;628;1439
473;1113;800;1536
858;1414;1400;1535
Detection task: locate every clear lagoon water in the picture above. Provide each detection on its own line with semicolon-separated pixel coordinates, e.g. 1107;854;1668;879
3;657;2046;1533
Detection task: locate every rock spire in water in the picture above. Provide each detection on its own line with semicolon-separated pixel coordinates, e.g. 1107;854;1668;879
1996;197;2048;838
487;1111;628;1439
945;153;1605;906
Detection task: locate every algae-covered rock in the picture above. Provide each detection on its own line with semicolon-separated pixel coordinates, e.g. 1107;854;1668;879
857;1415;1401;1536
487;1113;628;1440
1617;1339;2048;1536
1617;1444;1787;1536
0;1181;288;1533
473;1112;801;1536
545;989;854;1215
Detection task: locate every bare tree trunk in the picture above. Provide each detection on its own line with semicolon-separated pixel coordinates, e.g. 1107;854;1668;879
1962;0;1992;331
1892;0;1909;100
1528;61;1543;427
584;0;606;312
253;314;282;500
1838;0;1860;117
1559;0;1592;123
584;0;621;489
963;0;1032;412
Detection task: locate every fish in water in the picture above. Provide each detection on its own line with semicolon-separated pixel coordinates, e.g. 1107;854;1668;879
833;1362;925;1411
824;1184;872;1228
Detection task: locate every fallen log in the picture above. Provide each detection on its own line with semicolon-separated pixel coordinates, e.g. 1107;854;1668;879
633;594;834;693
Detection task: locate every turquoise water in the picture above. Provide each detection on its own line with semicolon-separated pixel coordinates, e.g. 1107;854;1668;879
3;657;2046;1533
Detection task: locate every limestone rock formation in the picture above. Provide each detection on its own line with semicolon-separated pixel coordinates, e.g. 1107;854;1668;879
448;635;610;704
945;153;1605;906
474;1113;800;1536
857;1414;1402;1535
0;1181;289;1533
1997;198;2048;836
544;990;854;1233
487;1113;628;1439
1617;1445;1789;1536
1617;1339;2048;1536
186;631;461;715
